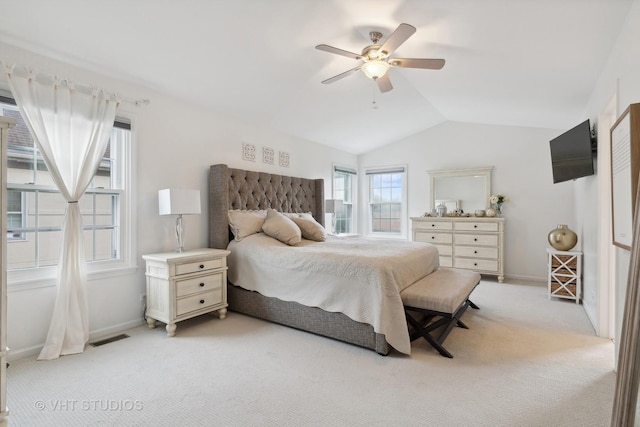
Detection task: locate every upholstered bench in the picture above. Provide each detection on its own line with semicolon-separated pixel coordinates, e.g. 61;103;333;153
400;267;481;358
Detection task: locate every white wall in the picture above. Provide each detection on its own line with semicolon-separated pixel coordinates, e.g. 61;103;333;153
0;41;357;359
358;120;574;281
579;0;640;351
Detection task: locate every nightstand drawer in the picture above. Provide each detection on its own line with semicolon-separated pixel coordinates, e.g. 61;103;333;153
176;272;224;297
175;258;224;276
176;289;223;316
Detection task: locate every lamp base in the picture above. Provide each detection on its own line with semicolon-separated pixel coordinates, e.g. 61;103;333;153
175;215;184;253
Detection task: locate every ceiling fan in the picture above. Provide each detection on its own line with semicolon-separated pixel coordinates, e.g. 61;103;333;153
316;23;445;93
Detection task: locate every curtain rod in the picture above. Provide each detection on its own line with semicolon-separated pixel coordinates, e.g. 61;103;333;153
0;59;151;107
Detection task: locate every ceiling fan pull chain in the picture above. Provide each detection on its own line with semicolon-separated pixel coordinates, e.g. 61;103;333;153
372;82;378;109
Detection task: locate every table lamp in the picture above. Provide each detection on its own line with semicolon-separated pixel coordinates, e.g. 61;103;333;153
158;188;201;252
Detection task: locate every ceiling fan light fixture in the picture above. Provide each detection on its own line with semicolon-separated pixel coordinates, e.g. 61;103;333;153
361;60;390;80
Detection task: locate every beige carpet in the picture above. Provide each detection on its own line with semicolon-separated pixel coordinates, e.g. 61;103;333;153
7;279;615;426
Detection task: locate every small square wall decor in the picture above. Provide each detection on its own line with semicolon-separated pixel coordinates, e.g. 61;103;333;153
242;143;256;162
263;147;275;164
279;151;290;168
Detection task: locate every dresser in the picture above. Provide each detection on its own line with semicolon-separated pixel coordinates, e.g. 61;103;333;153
411;216;505;282
143;248;230;336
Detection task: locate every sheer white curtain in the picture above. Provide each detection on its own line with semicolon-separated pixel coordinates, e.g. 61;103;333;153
6;69;120;360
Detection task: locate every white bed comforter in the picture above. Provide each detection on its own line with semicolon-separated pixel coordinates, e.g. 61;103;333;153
227;233;439;354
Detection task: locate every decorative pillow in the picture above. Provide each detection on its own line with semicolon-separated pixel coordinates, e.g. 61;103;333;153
228;209;267;241
287;213;326;242
262;209;302;245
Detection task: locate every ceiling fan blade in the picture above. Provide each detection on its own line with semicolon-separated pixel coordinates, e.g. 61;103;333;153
376;73;393;93
390;58;445;70
378;23;416;57
316;44;363;60
321;66;362;84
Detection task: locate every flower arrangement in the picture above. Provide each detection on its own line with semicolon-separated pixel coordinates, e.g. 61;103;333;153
489;194;509;214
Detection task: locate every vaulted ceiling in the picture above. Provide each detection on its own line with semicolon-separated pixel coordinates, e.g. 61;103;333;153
0;0;633;154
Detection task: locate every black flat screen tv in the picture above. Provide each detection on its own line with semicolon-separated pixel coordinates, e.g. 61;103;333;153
549;119;596;184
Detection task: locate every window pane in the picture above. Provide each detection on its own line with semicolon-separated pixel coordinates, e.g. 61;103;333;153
391;188;401;202
7;231;37;269
38;230;62;267
38;192;66;228
381;188;392;202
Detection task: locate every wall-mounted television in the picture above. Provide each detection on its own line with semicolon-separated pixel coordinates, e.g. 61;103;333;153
549;119;596;184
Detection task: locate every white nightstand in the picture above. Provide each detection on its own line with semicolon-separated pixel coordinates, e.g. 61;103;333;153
547;248;582;304
143;248;230;336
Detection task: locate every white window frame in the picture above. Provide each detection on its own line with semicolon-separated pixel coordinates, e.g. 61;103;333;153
2;96;137;290
365;165;408;239
331;163;357;234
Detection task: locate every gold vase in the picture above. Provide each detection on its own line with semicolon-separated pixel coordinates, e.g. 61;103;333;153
547;224;578;251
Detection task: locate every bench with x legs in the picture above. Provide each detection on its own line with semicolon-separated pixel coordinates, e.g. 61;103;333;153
400;267;481;358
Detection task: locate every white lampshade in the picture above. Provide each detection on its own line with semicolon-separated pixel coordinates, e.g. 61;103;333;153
325;199;344;214
158;189;201;216
361;60;390;79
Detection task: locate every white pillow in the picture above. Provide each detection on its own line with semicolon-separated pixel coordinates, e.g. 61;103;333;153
228;209;267;241
262;209;302;245
286;213;326;242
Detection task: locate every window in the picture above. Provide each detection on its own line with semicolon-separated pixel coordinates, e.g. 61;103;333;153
6;189;26;241
366;166;407;236
1;96;134;283
332;165;357;234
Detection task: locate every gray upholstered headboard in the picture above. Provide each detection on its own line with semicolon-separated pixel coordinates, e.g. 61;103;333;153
208;164;325;249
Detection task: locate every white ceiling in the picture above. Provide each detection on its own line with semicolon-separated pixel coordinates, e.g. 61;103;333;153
0;0;633;154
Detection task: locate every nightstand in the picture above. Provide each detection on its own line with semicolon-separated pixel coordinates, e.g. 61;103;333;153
547;248;582;304
143;248;230;336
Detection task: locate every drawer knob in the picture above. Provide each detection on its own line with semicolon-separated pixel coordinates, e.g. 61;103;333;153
474;238;478;241
431;236;435;240
431;224;435;227
474;263;478;266
199;282;205;287
200;299;205;304
474;225;478;228
474;250;478;254
199;264;205;269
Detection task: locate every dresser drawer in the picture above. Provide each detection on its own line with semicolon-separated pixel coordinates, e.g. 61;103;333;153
454;257;499;272
454;234;498;246
454;222;499;232
434;244;452;256
414;232;453;245
439;256;453;267
176;272;224;297
175;257;225;276
455;246;498;259
176;289;223;316
413;221;453;231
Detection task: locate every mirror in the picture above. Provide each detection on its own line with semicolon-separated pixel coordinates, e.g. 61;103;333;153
428;167;493;214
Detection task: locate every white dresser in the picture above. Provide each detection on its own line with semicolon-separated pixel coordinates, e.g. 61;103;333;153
411;216;505;282
143;248;230;336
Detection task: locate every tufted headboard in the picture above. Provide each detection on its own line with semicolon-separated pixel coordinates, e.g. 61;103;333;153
208;164;325;249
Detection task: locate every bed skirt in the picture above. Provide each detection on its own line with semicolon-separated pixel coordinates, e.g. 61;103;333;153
227;284;391;355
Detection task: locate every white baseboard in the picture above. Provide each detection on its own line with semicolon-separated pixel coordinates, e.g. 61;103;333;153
494;274;547;283
7;318;145;362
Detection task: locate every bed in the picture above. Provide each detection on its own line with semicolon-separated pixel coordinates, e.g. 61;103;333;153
208;164;439;355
